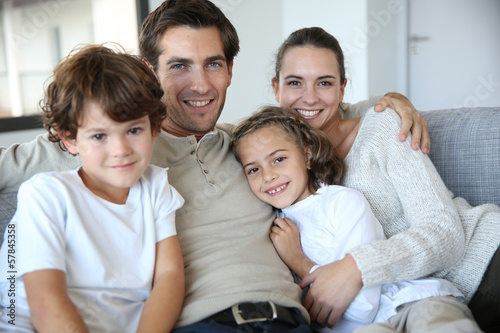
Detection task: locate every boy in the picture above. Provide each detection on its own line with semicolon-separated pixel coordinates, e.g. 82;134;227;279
0;44;185;332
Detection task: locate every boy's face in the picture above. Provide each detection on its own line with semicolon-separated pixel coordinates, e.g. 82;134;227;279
61;101;156;203
154;25;233;137
237;127;312;209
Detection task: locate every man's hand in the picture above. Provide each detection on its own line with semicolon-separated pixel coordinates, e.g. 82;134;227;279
299;254;362;328
374;92;430;154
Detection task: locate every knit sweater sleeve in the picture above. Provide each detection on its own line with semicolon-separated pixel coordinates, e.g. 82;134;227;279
346;109;465;288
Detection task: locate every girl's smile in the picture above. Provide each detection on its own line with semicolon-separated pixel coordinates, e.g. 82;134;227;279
237;126;312;209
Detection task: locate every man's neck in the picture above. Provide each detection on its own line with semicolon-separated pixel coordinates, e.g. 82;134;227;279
162;122;212;141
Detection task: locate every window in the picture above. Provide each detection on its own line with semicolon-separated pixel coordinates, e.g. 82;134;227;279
0;0;144;124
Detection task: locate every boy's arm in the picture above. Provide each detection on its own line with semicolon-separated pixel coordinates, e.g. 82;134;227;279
137;235;185;333
23;269;89;333
343;93;430;154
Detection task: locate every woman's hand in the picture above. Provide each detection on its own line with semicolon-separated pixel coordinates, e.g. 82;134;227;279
270;217;315;279
299;254;363;328
375;92;430;154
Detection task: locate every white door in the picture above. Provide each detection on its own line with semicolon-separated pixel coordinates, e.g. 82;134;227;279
408;0;500;111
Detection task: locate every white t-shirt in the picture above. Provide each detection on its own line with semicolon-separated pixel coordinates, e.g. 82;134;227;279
0;165;184;332
280;185;463;333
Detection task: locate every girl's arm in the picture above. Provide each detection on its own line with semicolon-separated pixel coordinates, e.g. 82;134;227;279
137;235;185;333
24;269;88;333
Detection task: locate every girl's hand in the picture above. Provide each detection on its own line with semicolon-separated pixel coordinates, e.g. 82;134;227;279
270;217;315;279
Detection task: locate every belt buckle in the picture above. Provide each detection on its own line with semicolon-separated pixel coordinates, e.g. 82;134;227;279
231;301;278;325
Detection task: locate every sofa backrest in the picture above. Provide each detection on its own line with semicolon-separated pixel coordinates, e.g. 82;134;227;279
422;107;500;207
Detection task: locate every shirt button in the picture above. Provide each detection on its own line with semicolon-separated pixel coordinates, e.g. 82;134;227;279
209;181;215;185
190;151;195;155
204;169;209;174
189;139;195;145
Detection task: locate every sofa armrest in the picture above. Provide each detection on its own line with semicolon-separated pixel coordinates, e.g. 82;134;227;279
422;107;500;207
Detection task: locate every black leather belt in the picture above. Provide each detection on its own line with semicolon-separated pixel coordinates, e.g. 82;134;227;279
204;301;301;326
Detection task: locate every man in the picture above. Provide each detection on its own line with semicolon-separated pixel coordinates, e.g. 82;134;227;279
0;0;428;331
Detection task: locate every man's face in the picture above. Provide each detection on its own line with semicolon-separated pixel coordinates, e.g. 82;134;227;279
155;25;233;137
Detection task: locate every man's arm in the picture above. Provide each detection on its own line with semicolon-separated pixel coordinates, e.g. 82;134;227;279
0;134;81;193
342;93;430;154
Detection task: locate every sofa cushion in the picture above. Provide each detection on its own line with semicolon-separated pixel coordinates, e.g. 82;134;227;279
422;107;500;207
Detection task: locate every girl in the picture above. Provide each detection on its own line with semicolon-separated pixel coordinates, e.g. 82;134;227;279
231;106;480;333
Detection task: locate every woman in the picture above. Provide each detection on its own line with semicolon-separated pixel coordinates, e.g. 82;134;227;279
271;27;500;332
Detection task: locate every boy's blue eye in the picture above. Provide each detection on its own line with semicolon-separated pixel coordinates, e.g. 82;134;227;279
92;134;105;141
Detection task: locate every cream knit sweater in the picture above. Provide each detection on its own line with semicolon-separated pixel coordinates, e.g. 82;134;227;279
345;108;500;303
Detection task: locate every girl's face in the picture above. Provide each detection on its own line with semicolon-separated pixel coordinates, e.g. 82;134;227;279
273;46;347;132
237;126;312;209
61;100;156;204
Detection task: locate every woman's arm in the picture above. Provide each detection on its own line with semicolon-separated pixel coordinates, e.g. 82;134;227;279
343;93;430;154
24;269;88;333
349;109;464;285
137;235;185;333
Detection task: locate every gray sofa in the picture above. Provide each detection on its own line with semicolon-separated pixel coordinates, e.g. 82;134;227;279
1;106;499;241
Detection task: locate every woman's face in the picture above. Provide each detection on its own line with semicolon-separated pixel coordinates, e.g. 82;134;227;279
273;46;347;131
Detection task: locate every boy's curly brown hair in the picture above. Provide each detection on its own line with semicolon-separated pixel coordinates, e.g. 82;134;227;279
41;43;166;151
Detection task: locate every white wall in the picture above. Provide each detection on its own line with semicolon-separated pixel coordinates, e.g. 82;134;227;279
91;0;139;53
212;0;284;124
367;0;408;96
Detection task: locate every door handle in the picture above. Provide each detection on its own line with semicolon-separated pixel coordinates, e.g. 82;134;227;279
409;35;430;43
